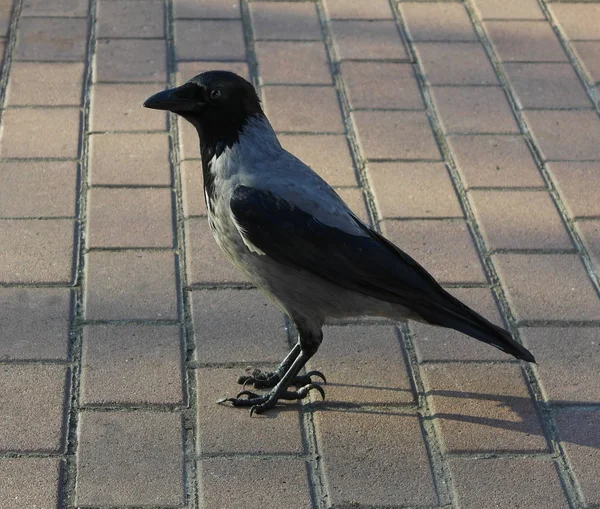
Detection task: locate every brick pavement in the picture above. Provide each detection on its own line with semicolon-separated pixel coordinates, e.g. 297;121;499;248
0;0;599;508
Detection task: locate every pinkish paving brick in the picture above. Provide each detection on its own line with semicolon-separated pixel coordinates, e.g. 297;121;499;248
547;162;600;218
336;187;370;224
352;110;441;160
89;133;171;186
76;411;184;507
324;0;393;20
181;160;206;216
7;62;84;106
0;0;10;36
308;325;414;405
414;42;498;85
0;365;68;452
174;0;240;18
279;134;357;187
176;61;249;86
400;2;478;41
97;0;164;38
523;110;600;161
249;2;321;41
262;86;344;133
330;20;408;60
577;220;600;275
430;86;519;134
0;108;80;159
0;288;70;360
255;42;332;85
411;287;509;362
450;458;568;509
554;409;600;506
175;20;245;61
81;324;184;405
200;458;312;508
316;410;437;506
0;161;77;218
492;253;600;322
191;289;288;364
14;17;88;61
572;41;600;85
22;0;88;16
549;3;600;41
382;219;487;284
422;363;548;452
448;135;544;189
472;0;544;20
504;63;591;109
0;220;75;284
196;368;304;455
469;190;572;251
368;161;463;218
178;117;200;160
521;327;600;404
87;188;174;248
84;251;178;320
94;39;167;82
0;458;61;509
340;61;424;109
484;21;568;62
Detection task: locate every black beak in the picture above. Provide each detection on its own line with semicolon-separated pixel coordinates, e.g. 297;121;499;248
143;85;203;113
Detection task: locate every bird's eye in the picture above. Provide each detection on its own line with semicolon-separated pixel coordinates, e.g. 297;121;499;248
209;89;222;100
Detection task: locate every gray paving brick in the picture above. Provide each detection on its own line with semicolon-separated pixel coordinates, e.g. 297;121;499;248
175;20;245;61
76;411;184;507
97;0;164;38
577;220;600;276
249;2;321;41
549;3;600;42
176;60;249;86
14;17;88;61
0;458;62;509
323;0;393;20
0;0;10;37
181;160;206;216
94;38;167;82
22;0;88;16
174;0;240;19
472;0;544;20
330;20;408;60
548;162;600;218
572;41;600;85
400;2;478;42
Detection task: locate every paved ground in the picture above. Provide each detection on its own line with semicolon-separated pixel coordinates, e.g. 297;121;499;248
0;0;599;508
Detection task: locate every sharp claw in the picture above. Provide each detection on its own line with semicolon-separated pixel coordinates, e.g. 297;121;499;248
303;383;326;400
236;390;259;399
249;405;263;416
305;370;327;384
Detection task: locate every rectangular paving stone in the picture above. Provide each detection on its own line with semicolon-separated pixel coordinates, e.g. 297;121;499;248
7;62;84;106
521;327;600;404
200;458;312;508
279;134;357;187
191;289;289;364
549;3;600;41
81;324;184;405
0;458;62;509
383;219;487;284
340;61;424;109
0;365;68;452
323;0;393;20
472;0;544;20
90;83;168;132
0;0;10;36
97;0;164;38
255;41;331;85
185;218;249;284
400;2;478;42
449;135;544;189
330;20;409;60
0;288;70;360
87;188;174;248
262;86;344;133
492;253;600;322
22;0;88;16
176;60;249;86
76;411;184;507
316;410;437;506
577;221;600;275
0;219;75;284
0;108;80;158
469;190;573;251
572;41;600;85
94;38;167;82
431;86;519;134
368;161;463;218
174;0;240;19
504;63;591;109
181;160;206;216
412;287;510;362
85;251;178;320
175;20;245;61
548;162;600;218
423;363;548;453
89;133;171;185
484;21;568;62
523;110;600;161
249;2;321;41
179;116;200;160
415;42;498;85
352;110;441;160
196;368;304;455
554;409;600;506
0;161;77;218
308;325;414;405
450;458;568;509
15;17;88;60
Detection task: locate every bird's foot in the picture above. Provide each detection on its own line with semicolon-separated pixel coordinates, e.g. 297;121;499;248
218;383;325;415
237;367;326;389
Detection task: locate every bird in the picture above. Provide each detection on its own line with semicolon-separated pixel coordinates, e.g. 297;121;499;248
144;70;535;415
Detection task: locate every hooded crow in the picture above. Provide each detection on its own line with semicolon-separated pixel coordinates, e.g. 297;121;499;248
144;71;535;415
